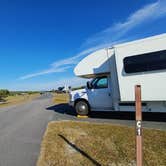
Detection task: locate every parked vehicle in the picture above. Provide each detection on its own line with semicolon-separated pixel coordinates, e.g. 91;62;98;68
69;34;166;115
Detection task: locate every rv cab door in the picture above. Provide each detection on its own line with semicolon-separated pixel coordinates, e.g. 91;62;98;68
88;76;112;110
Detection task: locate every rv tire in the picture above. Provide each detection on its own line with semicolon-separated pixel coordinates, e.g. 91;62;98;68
75;100;89;116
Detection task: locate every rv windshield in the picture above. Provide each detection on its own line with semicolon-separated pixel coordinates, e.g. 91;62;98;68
91;76;108;89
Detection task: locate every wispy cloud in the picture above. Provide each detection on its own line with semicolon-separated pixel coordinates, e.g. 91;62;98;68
19;46;102;80
20;55;81;80
19;0;166;80
82;0;166;48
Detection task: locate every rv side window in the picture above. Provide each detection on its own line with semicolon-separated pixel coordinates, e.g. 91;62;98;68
92;77;108;89
123;50;166;74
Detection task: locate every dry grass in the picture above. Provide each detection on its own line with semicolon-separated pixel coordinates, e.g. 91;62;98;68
0;93;40;108
37;121;166;166
53;93;69;104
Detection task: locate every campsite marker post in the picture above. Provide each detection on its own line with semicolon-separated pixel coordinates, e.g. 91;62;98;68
135;85;143;166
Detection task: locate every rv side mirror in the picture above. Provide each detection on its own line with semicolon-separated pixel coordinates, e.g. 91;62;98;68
87;81;92;89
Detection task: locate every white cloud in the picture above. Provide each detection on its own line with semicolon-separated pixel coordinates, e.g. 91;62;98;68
19;0;166;80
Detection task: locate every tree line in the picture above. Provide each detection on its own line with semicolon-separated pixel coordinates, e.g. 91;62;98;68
0;89;39;101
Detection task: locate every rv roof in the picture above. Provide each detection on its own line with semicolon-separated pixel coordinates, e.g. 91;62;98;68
74;33;166;78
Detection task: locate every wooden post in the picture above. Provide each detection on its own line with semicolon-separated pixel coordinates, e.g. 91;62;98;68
135;85;143;166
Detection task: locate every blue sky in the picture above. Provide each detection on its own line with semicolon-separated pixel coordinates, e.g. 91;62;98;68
0;0;166;91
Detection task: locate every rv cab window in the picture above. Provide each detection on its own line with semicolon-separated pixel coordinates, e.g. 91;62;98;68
91;76;108;89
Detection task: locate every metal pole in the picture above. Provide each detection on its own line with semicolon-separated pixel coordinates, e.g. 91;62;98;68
135;85;143;166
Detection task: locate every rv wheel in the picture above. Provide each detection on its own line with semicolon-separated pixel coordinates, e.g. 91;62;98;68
75;101;89;116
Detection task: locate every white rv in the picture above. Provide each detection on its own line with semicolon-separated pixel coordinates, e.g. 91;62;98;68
69;34;166;115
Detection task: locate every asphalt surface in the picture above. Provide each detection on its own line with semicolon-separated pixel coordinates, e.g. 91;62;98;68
47;103;166;131
0;94;165;166
0;94;55;166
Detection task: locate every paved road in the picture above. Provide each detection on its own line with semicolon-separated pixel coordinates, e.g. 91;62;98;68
0;94;165;166
0;94;55;166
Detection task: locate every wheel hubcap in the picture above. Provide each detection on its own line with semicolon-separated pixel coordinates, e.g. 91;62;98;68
79;105;86;111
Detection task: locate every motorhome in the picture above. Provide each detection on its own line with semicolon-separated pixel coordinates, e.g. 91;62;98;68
69;34;166;115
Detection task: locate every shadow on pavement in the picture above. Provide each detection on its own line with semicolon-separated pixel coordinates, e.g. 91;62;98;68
46;104;77;116
46;104;166;122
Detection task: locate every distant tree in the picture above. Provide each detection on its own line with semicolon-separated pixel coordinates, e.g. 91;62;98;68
0;89;10;100
58;87;64;91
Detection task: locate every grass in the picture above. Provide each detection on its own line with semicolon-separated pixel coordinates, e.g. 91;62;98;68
0;93;40;108
37;121;166;166
53;93;69;104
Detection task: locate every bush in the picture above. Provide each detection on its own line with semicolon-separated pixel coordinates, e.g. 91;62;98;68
0;89;10;100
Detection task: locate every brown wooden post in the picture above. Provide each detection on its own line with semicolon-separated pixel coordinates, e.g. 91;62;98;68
135;85;143;166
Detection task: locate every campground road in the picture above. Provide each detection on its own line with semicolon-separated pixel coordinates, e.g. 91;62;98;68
0;94;165;166
0;94;55;166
